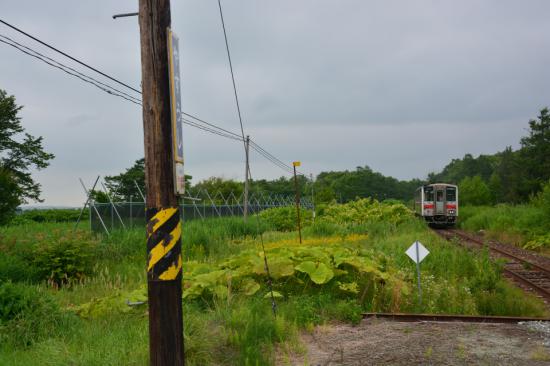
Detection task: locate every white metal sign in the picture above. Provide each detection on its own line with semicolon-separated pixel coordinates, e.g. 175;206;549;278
167;28;185;195
406;240;429;305
406;241;429;264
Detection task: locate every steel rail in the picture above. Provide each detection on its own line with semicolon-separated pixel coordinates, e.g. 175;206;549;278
363;312;550;323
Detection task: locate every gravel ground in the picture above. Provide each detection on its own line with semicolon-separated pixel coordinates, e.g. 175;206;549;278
520;321;550;347
278;318;550;366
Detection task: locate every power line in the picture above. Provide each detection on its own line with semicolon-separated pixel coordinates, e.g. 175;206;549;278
182;112;242;139
249;141;294;171
217;0;247;150
182;118;243;142
0;18;142;95
0;37;142;106
0;33;244;142
0;34;142;105
0;22;303;176
216;1;277;315
249;144;293;174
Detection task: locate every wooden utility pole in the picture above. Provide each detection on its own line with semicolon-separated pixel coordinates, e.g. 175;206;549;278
243;135;250;221
293;161;302;244
138;1;185;365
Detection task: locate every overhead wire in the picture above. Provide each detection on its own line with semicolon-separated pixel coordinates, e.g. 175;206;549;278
0;18;142;95
217;0;279;315
249;145;293;174
0;19;302;177
182;118;244;142
0;36;142;106
0;34;142;105
182;112;243;139
216;0;247;155
249;141;294;171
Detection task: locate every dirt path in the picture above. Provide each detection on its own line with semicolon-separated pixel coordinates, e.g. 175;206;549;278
278;318;550;366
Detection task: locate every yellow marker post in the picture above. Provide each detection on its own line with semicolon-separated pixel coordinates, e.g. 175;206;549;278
292;161;302;243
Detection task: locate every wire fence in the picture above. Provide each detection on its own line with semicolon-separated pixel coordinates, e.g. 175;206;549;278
89;189;313;234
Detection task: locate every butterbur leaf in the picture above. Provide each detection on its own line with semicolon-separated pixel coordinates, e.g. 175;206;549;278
295;261;316;275
193;269;228;288
264;291;283;298
296;261;334;284
240;278;261;296
310;263;334;284
267;257;295;279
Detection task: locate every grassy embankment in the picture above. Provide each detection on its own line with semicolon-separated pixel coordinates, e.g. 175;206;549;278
459;204;550;252
0;200;546;365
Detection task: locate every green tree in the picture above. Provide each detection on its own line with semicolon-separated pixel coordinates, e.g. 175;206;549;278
314;185;336;203
104;158;146;201
519;107;550;196
192;177;243;202
459;176;492;206
104;158;191;201
428;153;497;185
0;168;20;224
0;90;54;224
493;146;522;203
488;172;502;204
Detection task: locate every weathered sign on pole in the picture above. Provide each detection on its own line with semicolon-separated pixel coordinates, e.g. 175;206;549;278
405;240;429;305
167;28;185;195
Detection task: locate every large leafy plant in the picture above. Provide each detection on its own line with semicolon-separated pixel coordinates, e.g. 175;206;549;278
319;198;412;226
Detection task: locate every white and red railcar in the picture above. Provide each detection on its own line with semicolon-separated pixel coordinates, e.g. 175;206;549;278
414;183;458;226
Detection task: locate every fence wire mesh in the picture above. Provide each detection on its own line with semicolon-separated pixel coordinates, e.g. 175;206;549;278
89;189;312;234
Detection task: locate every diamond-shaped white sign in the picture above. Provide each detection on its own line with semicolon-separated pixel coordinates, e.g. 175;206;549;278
406;241;429;264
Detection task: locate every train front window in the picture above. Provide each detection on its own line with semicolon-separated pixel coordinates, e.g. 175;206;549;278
446;187;456;202
424;187;434;201
436;190;444;201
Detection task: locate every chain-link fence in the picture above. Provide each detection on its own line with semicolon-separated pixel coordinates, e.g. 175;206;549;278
89;189;313;234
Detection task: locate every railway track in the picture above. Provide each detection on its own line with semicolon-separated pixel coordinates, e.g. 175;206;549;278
435;228;550;304
363;312;550;323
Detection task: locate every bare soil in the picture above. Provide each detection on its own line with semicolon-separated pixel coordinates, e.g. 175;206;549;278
278;318;550;366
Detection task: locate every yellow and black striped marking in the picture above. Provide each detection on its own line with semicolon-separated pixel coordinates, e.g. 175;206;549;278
146;207;182;281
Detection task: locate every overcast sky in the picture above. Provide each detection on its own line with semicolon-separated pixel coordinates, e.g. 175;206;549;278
1;0;550;206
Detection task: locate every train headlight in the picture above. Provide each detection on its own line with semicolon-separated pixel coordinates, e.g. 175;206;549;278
448;209;456;215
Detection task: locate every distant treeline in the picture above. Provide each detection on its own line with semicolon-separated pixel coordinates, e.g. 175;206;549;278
14;209;87;224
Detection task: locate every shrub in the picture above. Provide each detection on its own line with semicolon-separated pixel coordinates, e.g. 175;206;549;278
533;179;550;218
459;176;492;205
258;206;312;232
319;198;413;226
31;234;96;287
0;253;39;283
0;281;68;347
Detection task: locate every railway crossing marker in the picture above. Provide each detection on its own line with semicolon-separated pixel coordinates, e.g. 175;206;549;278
406;241;429;305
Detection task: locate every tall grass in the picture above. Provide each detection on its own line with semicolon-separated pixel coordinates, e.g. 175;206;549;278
182;216;269;260
362;219;545;316
459;204;550;247
0;213;547;365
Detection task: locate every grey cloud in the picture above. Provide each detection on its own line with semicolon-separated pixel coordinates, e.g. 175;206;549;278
0;0;548;206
